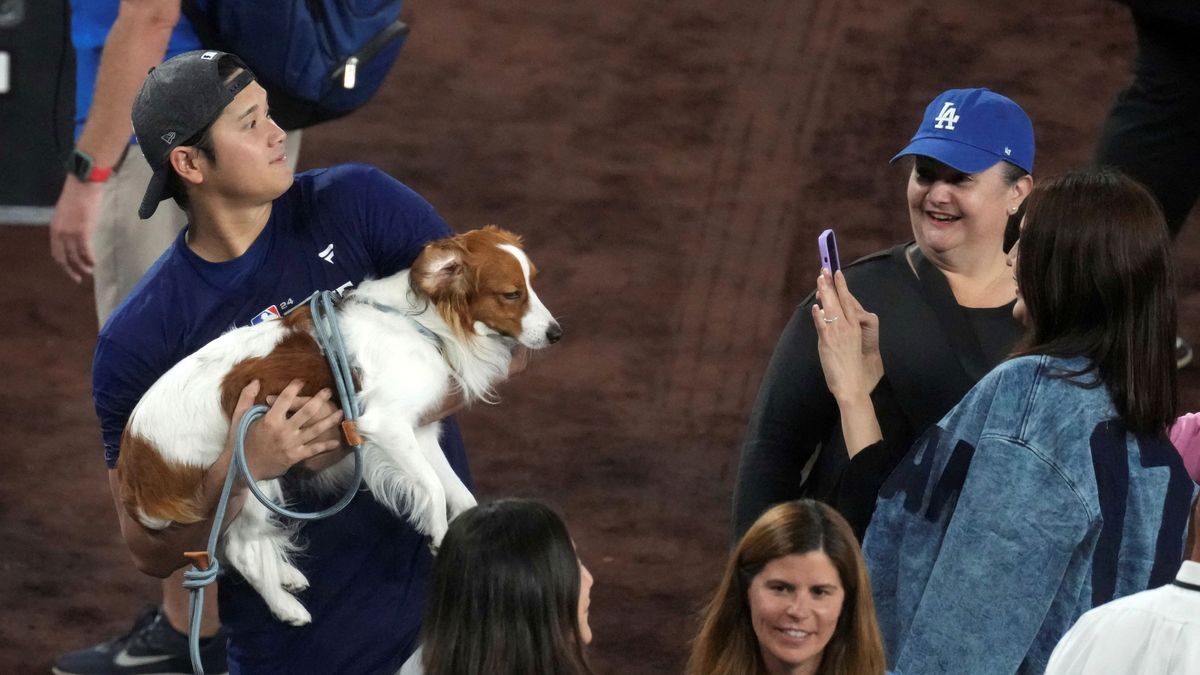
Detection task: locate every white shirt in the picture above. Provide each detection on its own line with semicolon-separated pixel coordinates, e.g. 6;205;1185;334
396;646;422;675
1045;561;1200;675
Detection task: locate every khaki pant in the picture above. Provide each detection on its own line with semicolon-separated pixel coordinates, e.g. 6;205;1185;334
92;131;303;325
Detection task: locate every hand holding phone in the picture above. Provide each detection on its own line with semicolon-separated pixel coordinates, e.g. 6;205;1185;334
818;229;840;274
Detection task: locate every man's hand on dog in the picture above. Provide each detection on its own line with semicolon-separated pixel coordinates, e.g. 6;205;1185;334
230;349;534;474
228;379;347;480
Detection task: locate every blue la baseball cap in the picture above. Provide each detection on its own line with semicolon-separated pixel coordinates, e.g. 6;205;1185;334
891;88;1034;174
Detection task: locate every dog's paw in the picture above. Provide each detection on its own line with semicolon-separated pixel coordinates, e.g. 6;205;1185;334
282;609;312;627
425;519;450;556
445;487;477;519
280;565;310;593
428;520;448;549
264;591;312;626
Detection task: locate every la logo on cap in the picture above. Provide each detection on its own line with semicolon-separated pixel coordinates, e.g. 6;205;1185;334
933;101;960;130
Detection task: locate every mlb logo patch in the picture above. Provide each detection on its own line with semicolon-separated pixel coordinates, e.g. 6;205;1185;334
251;305;282;325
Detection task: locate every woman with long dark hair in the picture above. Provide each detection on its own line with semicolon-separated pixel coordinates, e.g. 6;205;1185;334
689;499;887;675
813;167;1196;674
419;499;594;675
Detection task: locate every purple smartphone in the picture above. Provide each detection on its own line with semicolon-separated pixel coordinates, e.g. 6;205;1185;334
818;228;841;274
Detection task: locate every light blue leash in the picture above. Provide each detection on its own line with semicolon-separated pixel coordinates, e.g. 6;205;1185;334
181;291;366;675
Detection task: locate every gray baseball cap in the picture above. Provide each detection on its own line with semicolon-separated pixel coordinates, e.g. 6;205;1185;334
132;50;255;219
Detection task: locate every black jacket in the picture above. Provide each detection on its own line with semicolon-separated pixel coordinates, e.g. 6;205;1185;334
731;243;1023;539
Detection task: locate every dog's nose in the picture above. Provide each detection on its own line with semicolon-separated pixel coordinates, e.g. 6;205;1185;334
546;322;563;344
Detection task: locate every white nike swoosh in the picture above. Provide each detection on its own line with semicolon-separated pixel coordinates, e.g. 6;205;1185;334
112;646;176;667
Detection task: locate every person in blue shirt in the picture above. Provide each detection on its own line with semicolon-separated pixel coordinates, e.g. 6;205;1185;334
811;167;1195;674
83;50;497;675
52;1;200;302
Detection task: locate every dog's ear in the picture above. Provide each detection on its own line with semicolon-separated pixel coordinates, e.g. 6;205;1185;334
411;239;469;300
482;224;523;247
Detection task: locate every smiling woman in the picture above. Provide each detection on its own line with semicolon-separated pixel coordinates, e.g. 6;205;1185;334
688;500;887;675
732;88;1035;544
747;551;844;674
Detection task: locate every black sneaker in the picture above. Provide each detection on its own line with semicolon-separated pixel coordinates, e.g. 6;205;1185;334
51;606;227;675
1178;336;1193;370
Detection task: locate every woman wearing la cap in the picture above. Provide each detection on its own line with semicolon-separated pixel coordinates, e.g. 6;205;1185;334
732;87;1034;541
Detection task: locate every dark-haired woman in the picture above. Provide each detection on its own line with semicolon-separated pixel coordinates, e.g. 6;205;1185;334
813;168;1196;674
417;499;594;675
689;499;888;675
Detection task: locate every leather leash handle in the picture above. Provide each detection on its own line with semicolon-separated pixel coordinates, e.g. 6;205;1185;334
341;420;363;447
184;551;211;571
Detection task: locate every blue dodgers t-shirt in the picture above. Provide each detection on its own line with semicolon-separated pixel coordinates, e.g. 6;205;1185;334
69;0;202;138
93;164;472;675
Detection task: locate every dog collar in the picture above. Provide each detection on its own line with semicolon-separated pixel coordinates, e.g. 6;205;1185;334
348;296;445;353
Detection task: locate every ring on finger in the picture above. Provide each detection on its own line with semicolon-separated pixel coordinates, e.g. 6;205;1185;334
822;315;840;324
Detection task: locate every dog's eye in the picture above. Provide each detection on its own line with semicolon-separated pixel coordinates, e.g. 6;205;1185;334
502;291;522;301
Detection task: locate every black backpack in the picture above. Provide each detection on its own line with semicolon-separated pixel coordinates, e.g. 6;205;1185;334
181;0;409;130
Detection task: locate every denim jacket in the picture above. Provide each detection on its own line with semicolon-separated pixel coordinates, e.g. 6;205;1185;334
862;355;1195;675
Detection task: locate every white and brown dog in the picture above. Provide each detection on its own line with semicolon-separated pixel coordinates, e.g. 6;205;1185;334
116;226;560;625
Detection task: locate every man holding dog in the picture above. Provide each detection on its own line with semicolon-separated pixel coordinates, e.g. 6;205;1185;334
87;50;506;674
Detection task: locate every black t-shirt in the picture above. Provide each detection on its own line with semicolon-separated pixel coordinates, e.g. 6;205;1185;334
967;302;1020;365
733;243;1024;540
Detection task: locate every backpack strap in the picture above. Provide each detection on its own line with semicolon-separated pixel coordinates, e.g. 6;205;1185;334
907;244;991;382
180;0;226;52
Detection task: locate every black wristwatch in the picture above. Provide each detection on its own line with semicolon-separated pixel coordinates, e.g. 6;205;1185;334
66;149;113;183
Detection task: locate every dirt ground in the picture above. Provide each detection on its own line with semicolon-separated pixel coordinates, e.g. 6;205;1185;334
4;1;1200;673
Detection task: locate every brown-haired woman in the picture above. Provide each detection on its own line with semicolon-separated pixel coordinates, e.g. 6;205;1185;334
688;500;888;675
813;167;1196;674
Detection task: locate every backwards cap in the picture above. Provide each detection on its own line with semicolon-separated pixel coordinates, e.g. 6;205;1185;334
132;50;255;219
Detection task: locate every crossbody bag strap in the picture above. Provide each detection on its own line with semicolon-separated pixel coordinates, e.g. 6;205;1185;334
907;244;991;382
